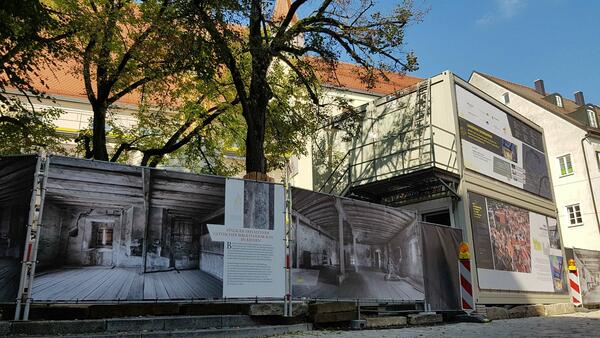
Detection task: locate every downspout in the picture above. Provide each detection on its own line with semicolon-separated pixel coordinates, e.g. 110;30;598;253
581;136;600;235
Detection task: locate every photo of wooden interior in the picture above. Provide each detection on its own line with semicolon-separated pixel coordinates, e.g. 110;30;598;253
30;156;227;301
0;156;37;302
291;188;425;301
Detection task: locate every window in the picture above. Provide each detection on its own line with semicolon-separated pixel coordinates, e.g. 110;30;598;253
502;92;510;104
555;95;563;107
588;109;598;128
596;151;600;171
566;204;583;226
558;154;574;176
92;222;113;248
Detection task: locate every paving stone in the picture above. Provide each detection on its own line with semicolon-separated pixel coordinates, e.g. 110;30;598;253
407;312;442;325
10;319;106;335
278;310;600;338
365;316;407;328
312;311;357;323
485;307;509;320
248;303;308;316
508;305;528;318
308;302;356;315
525;304;546;317
544;303;575;316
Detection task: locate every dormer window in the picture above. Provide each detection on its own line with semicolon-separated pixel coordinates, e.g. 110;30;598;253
588;109;598;128
555;95;563;108
502;92;510;104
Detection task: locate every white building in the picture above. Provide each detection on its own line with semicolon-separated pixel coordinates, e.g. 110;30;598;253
470;72;600;250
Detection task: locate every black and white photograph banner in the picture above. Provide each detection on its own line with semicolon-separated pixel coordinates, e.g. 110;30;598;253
5;156;286;302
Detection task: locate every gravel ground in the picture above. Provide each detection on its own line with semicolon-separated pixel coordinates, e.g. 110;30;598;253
277;310;600;338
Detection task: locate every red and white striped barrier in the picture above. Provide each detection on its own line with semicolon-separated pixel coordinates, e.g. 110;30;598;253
459;258;474;311
568;260;582;306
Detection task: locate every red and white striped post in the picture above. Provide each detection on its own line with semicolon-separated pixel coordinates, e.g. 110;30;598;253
459;242;475;312
568;259;582;307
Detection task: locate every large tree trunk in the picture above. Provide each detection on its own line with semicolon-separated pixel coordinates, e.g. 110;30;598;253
92;103;109;161
245;61;271;174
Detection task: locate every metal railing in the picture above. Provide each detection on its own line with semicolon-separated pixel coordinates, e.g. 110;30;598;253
317;125;458;196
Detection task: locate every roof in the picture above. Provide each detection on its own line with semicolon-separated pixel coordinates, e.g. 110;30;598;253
30;60;141;106
473;71;599;134
315;60;421;96
11;57;419;106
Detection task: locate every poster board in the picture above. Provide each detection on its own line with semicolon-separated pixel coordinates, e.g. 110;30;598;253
207;178;285;298
29;157;285;302
468;192;567;293
456;85;552;200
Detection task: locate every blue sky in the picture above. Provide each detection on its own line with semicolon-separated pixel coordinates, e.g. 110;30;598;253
404;0;600;103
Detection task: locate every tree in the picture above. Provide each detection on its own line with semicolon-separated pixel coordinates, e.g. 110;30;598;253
0;0;71;154
191;0;422;175
59;0;207;161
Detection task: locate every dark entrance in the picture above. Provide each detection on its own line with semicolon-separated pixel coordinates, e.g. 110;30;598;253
422;210;451;226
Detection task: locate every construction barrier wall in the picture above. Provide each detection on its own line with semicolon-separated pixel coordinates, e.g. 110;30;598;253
291;187;463;310
0;155;464;310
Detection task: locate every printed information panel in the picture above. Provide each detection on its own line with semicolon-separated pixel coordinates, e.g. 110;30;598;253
208;179;285;298
468;192;566;293
456;85;552;200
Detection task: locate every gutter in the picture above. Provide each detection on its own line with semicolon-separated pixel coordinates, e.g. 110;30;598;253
581;136;600;236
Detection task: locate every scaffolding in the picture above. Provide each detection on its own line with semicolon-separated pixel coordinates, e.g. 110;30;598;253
315;79;460;205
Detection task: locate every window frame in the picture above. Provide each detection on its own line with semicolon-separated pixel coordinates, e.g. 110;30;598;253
587;109;598;128
555;95;563;108
557;154;574;177
566;204;583;227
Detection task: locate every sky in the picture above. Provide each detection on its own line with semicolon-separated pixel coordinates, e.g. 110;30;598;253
402;0;600;104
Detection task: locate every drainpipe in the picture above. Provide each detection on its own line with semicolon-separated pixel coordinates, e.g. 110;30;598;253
581;136;600;235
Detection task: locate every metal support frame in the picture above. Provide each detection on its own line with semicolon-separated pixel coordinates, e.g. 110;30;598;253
283;160;293;317
14;154;49;320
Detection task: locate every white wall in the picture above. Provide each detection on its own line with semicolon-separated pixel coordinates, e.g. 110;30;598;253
470;74;600;250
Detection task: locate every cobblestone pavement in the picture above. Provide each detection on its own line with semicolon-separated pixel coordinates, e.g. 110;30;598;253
279;310;600;338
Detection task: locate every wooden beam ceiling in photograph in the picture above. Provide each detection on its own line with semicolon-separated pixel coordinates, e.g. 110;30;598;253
0;155;37;206
44;156;225;218
292;188;417;245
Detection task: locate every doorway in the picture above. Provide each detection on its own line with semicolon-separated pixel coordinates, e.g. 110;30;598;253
422;210;451;226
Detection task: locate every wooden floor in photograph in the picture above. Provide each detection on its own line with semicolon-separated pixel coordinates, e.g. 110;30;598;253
293;269;424;301
31;267;222;301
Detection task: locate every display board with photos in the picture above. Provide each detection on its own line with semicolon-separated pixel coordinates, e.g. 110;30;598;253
468;192;567;293
1;155;464;309
11;156;286;302
291;188;463;309
456;85;552;200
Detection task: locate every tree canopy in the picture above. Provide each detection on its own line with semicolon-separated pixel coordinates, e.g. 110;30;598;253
1;0;422;177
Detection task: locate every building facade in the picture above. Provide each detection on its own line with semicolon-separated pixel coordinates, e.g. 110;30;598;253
470;72;600;251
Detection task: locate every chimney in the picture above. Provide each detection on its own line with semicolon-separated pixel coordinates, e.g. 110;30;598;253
534;79;545;95
574;91;585;106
